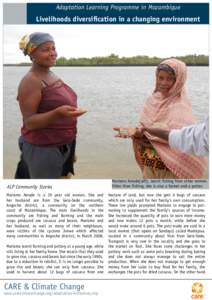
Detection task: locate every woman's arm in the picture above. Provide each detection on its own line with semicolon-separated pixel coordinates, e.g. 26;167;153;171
18;74;78;130
145;127;170;142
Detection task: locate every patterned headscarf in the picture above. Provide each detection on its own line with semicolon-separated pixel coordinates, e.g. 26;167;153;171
156;63;176;77
19;32;54;56
133;58;207;179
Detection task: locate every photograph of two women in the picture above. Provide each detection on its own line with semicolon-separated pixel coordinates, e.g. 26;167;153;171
3;25;209;180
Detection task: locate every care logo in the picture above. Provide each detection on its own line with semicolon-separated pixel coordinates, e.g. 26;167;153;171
191;282;204;299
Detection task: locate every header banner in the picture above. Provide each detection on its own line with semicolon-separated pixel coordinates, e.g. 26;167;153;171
26;3;209;25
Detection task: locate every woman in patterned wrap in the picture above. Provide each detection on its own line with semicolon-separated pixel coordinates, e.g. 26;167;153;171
114;58;207;179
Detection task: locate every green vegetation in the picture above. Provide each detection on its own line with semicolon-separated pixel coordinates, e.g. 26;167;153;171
55;54;209;66
15;54;209;66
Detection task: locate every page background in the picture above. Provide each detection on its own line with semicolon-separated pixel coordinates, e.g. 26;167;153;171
1;0;211;299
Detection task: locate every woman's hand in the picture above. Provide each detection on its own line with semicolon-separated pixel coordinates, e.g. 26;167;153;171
114;126;154;148
113;127;144;138
113;127;132;138
56;106;87;118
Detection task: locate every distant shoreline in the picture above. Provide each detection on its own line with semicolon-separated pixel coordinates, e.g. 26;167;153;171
4;54;209;67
